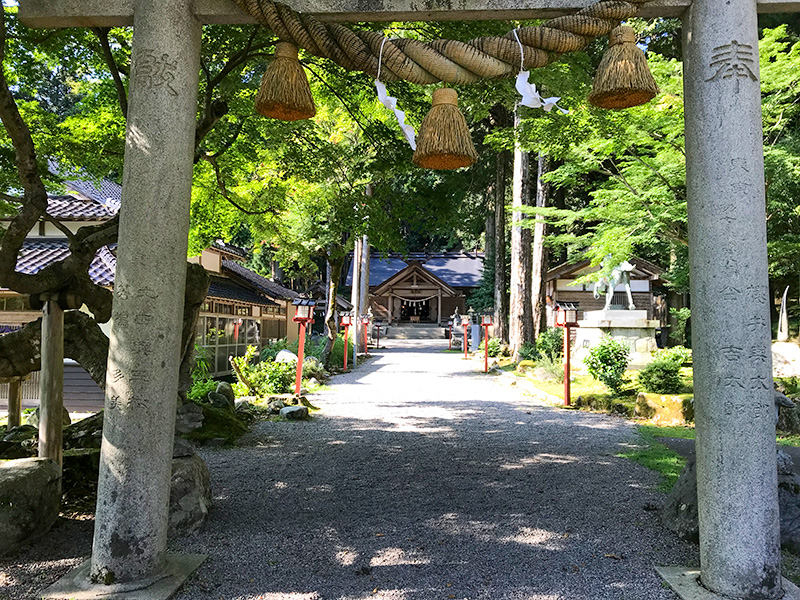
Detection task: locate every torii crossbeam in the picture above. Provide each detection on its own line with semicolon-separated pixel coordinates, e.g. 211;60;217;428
18;1;800;600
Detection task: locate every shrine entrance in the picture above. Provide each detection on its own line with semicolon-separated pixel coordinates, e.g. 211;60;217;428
22;1;798;599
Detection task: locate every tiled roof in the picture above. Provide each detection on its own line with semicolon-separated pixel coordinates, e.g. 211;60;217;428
346;252;484;288
207;276;277;307
212;240;248;259
14;238;116;287
46;195;119;220
221;259;299;300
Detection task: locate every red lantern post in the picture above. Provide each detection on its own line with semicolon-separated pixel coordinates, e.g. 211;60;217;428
340;313;353;372
292;299;316;396
461;314;471;360
555;304;579;406
481;315;493;373
361;315;370;352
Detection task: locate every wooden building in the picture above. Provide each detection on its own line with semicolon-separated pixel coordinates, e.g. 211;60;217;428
0;172;302;404
346;252;484;325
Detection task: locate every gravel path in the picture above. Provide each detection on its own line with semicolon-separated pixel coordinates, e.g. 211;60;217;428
174;339;696;600
1;339;697;600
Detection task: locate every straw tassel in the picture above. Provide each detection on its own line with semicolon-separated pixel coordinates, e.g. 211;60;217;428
588;25;659;110
255;42;316;121
412;88;478;170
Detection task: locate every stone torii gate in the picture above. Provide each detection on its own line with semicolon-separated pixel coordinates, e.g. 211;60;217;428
18;0;800;599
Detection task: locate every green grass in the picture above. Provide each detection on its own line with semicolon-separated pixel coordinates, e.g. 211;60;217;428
617;427;686;492
639;424;696;439
640;423;800;449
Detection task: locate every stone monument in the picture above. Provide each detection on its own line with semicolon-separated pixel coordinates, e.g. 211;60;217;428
575;258;658;367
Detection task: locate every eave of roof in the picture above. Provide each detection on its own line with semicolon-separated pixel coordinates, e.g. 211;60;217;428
207;276;277;307
221;259;299;301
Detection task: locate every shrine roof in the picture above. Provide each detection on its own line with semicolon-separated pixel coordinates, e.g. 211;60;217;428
221;259;299;301
346;252;484;288
207;276;278;307
14;238;116;286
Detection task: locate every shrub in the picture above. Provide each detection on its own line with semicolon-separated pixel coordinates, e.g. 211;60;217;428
669;307;691;346
537;353;564;383
261;339;292;361
233;345;295;396
536;327;563;361
188;379;217;402
247;361;295;395
478;337;502;357
188;344;216;401
657;345;691;367
518;342;538;362
637;359;682;394
584;336;630;394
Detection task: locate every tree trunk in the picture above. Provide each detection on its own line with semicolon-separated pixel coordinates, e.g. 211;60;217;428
321;254;344;366
509;113;534;359
531;153;550;338
494;150;509;343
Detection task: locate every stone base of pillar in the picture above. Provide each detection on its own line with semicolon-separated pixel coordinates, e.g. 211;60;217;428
657;567;800;600
41;553;206;600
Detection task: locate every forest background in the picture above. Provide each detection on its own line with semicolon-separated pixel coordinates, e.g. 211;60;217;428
0;6;799;370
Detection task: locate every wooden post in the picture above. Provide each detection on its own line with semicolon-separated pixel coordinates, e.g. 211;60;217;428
8;377;22;428
39;298;64;466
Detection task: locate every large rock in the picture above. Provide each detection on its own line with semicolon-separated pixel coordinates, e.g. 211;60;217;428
280;406;309;420
662;450;800;550
63;411;104;450
215;382;236;407
773;342;800;378
275;349;298;363
26;406;71;428
0;458;61;555
169;454;211;538
634;392;693;425
175;401;205;434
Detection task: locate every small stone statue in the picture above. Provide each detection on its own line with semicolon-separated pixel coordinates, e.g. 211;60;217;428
593;257;636;310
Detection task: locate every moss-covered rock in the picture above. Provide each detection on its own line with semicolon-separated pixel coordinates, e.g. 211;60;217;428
635;392;694;425
572;394;636;417
183;403;248;445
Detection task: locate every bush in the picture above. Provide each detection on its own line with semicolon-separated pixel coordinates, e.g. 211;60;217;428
188;379;217;402
657;345;691;367
537;353;564;383
537;327;563;361
261;339;291;362
248;361;295;395
478;337;502;357
518;342;538;362
233;345;296;396
188;344;216;401
637;359;682;394
584;336;630;394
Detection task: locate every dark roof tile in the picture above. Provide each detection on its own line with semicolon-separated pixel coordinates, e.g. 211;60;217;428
221;259;299;300
14;238;116;287
207;276;277;306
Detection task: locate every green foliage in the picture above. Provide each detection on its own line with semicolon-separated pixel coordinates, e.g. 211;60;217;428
537;327;564;361
669;308;691;346
637;359;682;394
260;339;292;362
657;345;691;366
518;342;538;362
232;345;295;396
584;336;630;394
478;337;502;357
537;353;565;383
188;345;216;401
188;380;218;402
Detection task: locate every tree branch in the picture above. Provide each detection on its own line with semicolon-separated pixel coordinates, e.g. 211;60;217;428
91;27;128;119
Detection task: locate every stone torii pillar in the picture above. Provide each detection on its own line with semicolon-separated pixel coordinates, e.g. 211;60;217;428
656;0;798;598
